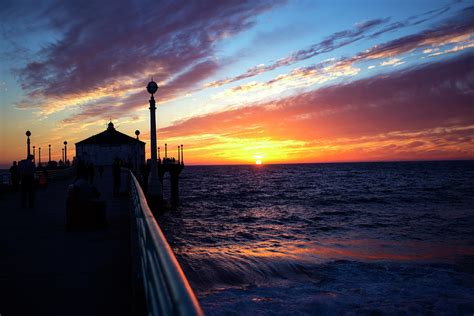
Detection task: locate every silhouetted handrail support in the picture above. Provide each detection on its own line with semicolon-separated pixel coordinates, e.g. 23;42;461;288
128;170;203;316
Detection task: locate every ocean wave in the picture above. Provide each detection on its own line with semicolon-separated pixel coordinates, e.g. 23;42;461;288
159;162;474;314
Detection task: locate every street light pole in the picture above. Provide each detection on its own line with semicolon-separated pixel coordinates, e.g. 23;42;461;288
25;130;31;157
39;147;41;166
64;141;67;164
48;144;51;162
146;79;163;201
135;130;140;172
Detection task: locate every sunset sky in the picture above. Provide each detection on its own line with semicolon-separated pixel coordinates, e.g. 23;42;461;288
0;0;473;167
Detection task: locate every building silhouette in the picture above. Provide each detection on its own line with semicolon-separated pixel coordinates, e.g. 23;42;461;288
75;122;145;167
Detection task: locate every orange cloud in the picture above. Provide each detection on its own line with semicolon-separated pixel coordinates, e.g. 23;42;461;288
159;55;474;164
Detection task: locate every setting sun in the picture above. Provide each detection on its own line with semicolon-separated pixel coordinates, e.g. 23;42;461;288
256;159;262;165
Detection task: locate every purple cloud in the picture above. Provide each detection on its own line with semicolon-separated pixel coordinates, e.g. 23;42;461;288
205;17;389;87
351;5;474;63
205;3;468;88
8;0;282;100
60;4;474;125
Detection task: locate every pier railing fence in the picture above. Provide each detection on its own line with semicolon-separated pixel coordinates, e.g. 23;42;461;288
128;169;203;316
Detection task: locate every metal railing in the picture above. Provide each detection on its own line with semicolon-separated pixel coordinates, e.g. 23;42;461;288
129;170;203;316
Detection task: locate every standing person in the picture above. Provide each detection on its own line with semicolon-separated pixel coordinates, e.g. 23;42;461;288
9;161;20;191
88;162;95;184
112;158;121;196
19;155;36;208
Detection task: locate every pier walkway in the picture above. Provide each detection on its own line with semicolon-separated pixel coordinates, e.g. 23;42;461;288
0;170;132;316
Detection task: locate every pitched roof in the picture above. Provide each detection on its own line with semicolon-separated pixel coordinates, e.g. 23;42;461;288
76;122;145;145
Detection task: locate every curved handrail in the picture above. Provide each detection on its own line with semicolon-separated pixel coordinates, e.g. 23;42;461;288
129;170;203;316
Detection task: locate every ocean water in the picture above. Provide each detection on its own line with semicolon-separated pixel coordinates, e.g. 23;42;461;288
157;161;474;315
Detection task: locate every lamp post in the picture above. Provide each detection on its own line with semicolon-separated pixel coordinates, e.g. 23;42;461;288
25;130;31;157
165;143;168;159
33;146;36;164
146;79;163;200
48;144;51;162
62;148;64;164
181;144;184;165
135;130;140;172
64;141;67;164
38;147;41;166
178;146;180;164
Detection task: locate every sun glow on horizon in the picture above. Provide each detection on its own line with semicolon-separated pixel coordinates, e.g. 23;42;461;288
1;1;474;167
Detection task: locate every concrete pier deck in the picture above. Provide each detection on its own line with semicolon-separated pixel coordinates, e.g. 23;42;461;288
0;169;132;316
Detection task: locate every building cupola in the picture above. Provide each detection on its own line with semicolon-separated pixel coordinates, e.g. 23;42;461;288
107;121;115;131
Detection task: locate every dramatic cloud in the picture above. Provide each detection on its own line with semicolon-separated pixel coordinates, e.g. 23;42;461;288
349;6;474;63
1;1;473;166
212;5;474;103
159;55;474;164
4;1;472;127
204;4;473;89
62;59;221;124
204;18;389;88
4;0;281;114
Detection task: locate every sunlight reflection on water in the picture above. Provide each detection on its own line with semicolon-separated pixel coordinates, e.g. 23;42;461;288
158;162;474;314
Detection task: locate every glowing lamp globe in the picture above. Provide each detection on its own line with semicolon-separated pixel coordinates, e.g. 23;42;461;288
147;80;158;95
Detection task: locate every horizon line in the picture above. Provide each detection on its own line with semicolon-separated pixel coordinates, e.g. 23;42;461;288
170;158;474;167
0;158;472;170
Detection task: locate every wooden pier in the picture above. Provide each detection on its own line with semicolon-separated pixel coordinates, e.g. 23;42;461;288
0;165;202;316
0;169;133;315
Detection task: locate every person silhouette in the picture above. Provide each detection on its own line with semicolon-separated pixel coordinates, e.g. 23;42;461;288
19;155;36;208
66;165;105;230
9;161;19;191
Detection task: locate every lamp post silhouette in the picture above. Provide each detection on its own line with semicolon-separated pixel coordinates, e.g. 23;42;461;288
165;143;168;159
158;146;160;160
146;79;163;201
64;141;67;164
134;130;140;172
25;130;31;157
48;144;51;162
38;147;41;166
181;144;184;165
33;146;36;164
62;148;64;164
177;146;180;164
